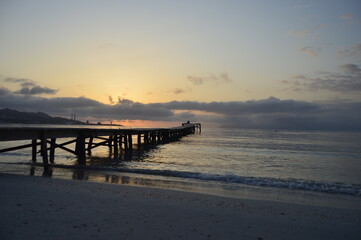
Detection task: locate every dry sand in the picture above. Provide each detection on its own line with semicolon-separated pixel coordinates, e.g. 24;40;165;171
0;173;360;240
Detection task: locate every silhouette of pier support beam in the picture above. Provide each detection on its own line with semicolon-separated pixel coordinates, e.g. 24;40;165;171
123;134;128;151
113;134;119;157
128;134;133;150
32;139;37;163
118;135;123;150
144;133;149;145
137;134;142;149
108;135;113;152
87;137;93;153
50;138;56;163
0;123;201;166
151;133;156;144
157;132;161;143
40;133;49;168
75;132;86;164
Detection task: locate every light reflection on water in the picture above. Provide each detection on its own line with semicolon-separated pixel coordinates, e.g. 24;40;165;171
2;163;361;210
1;127;361;197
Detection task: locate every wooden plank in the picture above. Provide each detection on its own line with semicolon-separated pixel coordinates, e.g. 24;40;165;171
0;124;198;141
45;139;77;155
88;139;109;150
0;142;39;153
94;136;109;141
0;124;200;163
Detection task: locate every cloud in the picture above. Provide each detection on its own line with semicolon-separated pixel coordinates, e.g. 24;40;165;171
339;64;361;73
282;64;361;92
340;13;353;19
108;96;115;104
188;73;231;85
0;92;360;131
287;30;310;38
0;86;11;96
188;76;203;85
161;98;321;118
5;77;36;87
2;76;58;95
14;86;58;95
219;101;361;131
337;43;361;57
297;46;320;56
291;74;306;79
172;88;186;94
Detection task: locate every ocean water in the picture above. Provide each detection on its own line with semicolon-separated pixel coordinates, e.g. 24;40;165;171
1;125;361;198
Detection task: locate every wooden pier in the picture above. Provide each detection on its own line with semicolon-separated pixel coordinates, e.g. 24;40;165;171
0;123;201;168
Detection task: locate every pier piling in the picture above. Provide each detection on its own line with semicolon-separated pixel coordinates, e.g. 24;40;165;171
0;123;201;167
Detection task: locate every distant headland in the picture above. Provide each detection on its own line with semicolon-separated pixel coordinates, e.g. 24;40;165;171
0;108;122;126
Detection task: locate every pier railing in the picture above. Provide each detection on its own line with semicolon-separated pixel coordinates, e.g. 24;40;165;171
0;123;201;168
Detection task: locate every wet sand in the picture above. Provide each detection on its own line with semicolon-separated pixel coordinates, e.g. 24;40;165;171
0;173;360;240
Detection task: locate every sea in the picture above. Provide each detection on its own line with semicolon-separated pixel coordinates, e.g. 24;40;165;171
1;124;361;206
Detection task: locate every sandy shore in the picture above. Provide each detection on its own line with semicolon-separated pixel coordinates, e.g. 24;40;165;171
0;174;360;240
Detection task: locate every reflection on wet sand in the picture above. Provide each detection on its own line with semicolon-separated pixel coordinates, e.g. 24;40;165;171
30;166;53;177
27;144;161;185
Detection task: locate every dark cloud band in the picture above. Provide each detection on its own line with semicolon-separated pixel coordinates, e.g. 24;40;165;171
0;92;360;131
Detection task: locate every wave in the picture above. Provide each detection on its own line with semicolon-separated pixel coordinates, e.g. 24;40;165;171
2;162;360;196
47;164;361;196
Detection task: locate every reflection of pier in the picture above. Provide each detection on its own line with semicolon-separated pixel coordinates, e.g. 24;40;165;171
0;123;201;168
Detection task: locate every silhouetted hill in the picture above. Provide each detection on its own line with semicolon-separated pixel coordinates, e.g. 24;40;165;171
0;108;84;125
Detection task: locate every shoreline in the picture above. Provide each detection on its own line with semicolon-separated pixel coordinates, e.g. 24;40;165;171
1;163;361;210
1;173;361;239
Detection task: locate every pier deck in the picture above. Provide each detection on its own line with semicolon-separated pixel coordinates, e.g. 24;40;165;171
0;123;201;167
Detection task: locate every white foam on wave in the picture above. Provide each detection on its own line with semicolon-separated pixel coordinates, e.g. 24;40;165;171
56;165;361;196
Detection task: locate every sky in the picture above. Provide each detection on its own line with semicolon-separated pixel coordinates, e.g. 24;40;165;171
0;0;360;129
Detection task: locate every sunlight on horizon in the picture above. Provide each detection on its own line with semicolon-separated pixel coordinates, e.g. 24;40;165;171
0;0;360;130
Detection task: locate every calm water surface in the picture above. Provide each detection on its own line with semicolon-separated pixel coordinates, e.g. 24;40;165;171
1;125;361;197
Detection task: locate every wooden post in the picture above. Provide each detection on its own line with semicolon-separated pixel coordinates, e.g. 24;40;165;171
32;139;37;163
164;130;169;143
157;132;161;144
40;133;49;167
123;134;128;150
128;134;133;150
170;131;174;141
108;135;113;152
144;133;149;145
87;137;93;152
149;133;153;144
137;134;141;149
50;138;56;163
152;133;156;144
76;132;86;164
119;135;123;150
113;134;118;157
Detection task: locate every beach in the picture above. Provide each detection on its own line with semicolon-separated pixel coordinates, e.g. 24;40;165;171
1;174;360;240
